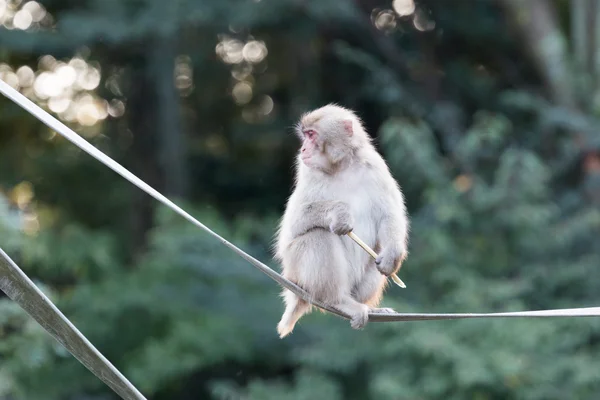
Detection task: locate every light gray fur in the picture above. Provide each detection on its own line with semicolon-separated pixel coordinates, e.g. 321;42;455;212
274;104;409;338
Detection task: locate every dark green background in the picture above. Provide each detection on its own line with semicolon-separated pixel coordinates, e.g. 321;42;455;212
1;0;600;399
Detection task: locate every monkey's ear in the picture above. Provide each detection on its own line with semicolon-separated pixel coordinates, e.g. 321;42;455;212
342;120;354;136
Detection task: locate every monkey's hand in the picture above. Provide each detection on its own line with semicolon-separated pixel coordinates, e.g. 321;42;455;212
327;202;354;235
375;246;406;276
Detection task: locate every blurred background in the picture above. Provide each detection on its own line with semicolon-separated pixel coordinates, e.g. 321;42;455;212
1;0;600;398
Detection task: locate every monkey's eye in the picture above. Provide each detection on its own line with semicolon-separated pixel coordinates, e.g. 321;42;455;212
304;129;316;139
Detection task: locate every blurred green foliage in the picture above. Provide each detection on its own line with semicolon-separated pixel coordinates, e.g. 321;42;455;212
2;0;600;399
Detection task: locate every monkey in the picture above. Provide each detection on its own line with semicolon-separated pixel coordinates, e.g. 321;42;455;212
274;104;409;338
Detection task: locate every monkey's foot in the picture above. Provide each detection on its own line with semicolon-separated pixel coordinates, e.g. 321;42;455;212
277;320;293;338
370;307;395;314
349;305;369;330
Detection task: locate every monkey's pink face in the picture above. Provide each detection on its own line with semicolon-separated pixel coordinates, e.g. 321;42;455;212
299;128;330;170
296;114;355;172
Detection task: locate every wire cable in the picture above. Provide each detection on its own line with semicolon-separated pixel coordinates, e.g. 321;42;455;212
2;79;600;321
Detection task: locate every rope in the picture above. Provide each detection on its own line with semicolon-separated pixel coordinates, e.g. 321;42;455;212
2;79;600;321
0;247;147;400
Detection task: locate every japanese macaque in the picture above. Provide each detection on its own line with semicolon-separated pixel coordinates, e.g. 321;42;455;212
274;104;409;338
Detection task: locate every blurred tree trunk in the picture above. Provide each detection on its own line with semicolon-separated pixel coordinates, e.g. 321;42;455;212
570;0;594;72
501;0;577;109
571;0;586;67
123;33;188;260
152;34;189;198
569;0;600;107
126;54;162;261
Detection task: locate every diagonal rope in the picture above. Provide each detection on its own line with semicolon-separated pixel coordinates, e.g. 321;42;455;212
0;79;346;320
2;79;600;321
0;248;147;400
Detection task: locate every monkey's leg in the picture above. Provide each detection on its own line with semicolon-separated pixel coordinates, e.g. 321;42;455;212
334;296;370;330
277;289;311;338
353;266;395;314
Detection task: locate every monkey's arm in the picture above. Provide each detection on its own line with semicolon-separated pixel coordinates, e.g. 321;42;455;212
290;200;353;239
374;202;409;276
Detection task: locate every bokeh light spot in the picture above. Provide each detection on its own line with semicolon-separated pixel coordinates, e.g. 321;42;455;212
13;8;31;29
374;10;397;32
243;40;268;64
413;8;435;31
23;1;45;22
216;38;244;64
108;99;126;117
392;0;415;17
232;81;253;105
16;65;34;86
259;95;274;115
48;96;71;113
